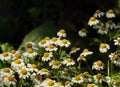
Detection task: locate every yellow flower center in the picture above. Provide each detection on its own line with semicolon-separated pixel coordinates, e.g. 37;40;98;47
48;44;54;49
115;80;120;85
95;10;101;13
108;9;113;13
8;76;14;81
45;36;50;40
40;39;46;44
84;72;89;77
100;26;105;31
21;69;27;75
107;20;113;24
61;39;67;44
15;53;21;58
81;28;87;32
59;29;65;33
27;48;33;53
113;54;119;60
89;17;95;21
83;48;89;52
52;60;58;65
66;58;72;62
100;43;106;48
74;75;81;80
14;59;21;64
41;68;47;72
26;43;32;48
96;60;103;66
96;73;102;79
43;52;49;58
87;84;94;87
2;52;8;57
48;80;54;86
65;81;70;85
52;37;57;42
10;50;16;54
3;68;9;72
31;64;37;68
57;82;63;85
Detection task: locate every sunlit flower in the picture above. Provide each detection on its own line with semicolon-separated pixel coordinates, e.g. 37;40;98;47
114;37;120;46
64;80;73;87
78;28;87;37
80;48;93;56
97;26;108;35
25;41;37;50
92;60;104;70
23;48;38;58
109;52;120;66
106;9;115;18
0;52;11;61
45;44;58;52
87;83;98;87
38;39;49;48
113;80;120;87
57;29;67;38
88;17;99;26
50;37;59;45
99;43;110;53
94;9;104;18
0;67;14;76
41;52;53;61
93;73;103;83
49;60;61;69
63;57;75;66
77;54;86;61
38;68;49;75
58;39;71;47
106;20;117;30
72;74;83;84
27;63;38;72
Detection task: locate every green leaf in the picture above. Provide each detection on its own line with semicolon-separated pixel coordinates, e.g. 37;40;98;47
1;43;13;52
18;21;59;50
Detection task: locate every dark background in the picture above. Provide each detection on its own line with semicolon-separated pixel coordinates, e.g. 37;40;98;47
0;0;119;49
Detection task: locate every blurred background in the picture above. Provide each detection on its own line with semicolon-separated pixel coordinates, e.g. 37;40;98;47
0;0;120;49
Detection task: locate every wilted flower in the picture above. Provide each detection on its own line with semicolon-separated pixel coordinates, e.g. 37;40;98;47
94;9;104;18
106;9;115;18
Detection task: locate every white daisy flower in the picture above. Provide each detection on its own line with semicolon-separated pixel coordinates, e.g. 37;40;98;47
45;44;58;52
92;60;104;70
58;39;71;47
97;26;108;35
57;29;67;38
64;80;73;87
63;57;75;66
82;72;92;83
0;52;11;61
50;37;59;45
106;20;117;30
109;52;120;66
69;47;80;54
38;68;49;75
27;64;38;72
0;67;14;76
106;9;115;18
77;54;86;61
87;83;98;87
93;73;103;83
49;60;61;69
12;53;22;60
88;17;99;26
72;74;83;84
99;43;110;53
41;52;53;61
114;37;120;46
94;9;104;18
80;48;93;56
55;82;64;87
10;49;19;57
93;20;104;29
23;48;38;58
113;80;120;87
25;41;38;50
78;28;87;37
38;39;50;48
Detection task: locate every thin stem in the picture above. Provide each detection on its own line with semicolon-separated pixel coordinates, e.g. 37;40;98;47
86;60;94;74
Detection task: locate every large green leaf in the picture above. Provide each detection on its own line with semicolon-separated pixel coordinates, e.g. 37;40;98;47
18;21;59;50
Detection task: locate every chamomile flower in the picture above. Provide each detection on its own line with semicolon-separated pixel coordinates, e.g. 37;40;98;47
77;54;86;61
87;83;98;87
38;39;49;48
72;74;83;84
99;43;110;53
92;60;104;70
82;71;92;83
113;80;120;87
80;48;93;56
97;26;108;35
31;73;41;86
78;28;87;37
23;48;37;58
106;9;115;18
69;47;80;54
41;52;53;61
49;60;61;69
45;44;58;52
63;57;75;66
94;9;104;18
114;37;120;46
27;64;38;72
50;37;59;45
64;80;73;87
0;67;14;76
106;20;117;30
38;68;49;75
88;17;99;26
12;53;22;60
0;52;11;61
93;20;104;29
57;29;67;38
109;52;120;66
93;73;103;83
10;49;19;57
58;39;71;47
25;41;37;50
55;82;64;87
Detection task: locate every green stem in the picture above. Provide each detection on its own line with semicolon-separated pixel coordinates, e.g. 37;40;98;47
86;61;94;74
